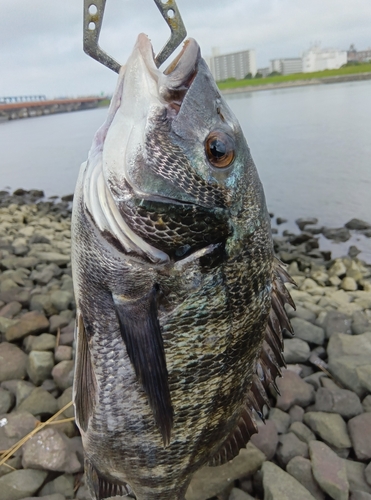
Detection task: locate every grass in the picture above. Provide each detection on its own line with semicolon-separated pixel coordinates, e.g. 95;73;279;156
217;63;371;90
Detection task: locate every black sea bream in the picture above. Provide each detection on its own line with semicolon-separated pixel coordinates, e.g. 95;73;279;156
71;34;294;500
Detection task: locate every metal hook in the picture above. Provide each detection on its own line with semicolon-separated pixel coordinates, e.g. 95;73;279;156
83;0;187;73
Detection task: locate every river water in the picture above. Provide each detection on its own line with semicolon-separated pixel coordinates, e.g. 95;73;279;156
0;80;370;259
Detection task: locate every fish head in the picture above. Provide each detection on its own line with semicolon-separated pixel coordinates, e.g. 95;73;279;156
87;34;269;260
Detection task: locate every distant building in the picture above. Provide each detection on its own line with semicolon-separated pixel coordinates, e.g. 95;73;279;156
270;58;302;75
302;45;347;72
257;67;270;77
209;49;257;81
347;44;371;62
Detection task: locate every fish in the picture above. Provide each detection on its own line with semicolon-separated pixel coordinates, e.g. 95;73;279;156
71;33;294;500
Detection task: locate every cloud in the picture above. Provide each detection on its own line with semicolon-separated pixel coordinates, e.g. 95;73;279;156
0;0;370;96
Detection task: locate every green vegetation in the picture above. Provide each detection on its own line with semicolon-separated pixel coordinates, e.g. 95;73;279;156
217;63;371;90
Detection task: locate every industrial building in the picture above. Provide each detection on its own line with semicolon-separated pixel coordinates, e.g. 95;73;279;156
347;44;371;62
302;45;347;72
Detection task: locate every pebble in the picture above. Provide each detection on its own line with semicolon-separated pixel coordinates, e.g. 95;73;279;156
347;413;371;460
5;310;49;342
17;386;58;416
250;420;278;460
261;461;316;500
0;469;48;500
27;350;55;385
276;432;309;466
275;369;315;411
315;387;364;419
304;412;352;450
286;456;325;500
283;338;310;363
268;407;291;434
0;342;27;382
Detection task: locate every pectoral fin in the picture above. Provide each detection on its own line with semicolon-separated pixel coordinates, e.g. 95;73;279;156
113;286;173;446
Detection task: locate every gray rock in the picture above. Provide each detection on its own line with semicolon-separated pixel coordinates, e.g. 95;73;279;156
323;227;351;242
39;473;75;499
290;318;325;345
185;443;265;500
27;350;55;385
29;293;58;316
55;345;72;362
296;217;319;231
345;218;371;230
268;407;291;434
352;311;371;335
0;387;14;413
283;338;310;363
49;314;70;333
275;370;315;411
363;395;371;413
52;360;74;390
0;469;48;500
17;387;58;416
304;372;326;390
287;305;316;323
304;412;351;449
286;456;325;500
50;290;72;311
276;432;308;466
261;461;316;500
0;455;22;478
32;333;56;351
228;488;254;500
30;266;55;285
20;494;66;500
289;421;316;443
323;311;352;338
288;405;304;422
0;316;18;334
365;462;371;486
5;310;49;342
0;411;38;451
57;387;74;418
0;288;30;307
34;252;70;266
344;459;371;494
350;492;371;500
23;334;36;353
310;440;349;500
348;413;371;460
341;277;358;291
327;332;371;397
22;427;81;473
250;420;278;460
0;343;27;382
315;387;363;419
1;379;35;407
0;301;22;319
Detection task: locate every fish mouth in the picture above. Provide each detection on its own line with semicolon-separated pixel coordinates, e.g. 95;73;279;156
135;33;201;116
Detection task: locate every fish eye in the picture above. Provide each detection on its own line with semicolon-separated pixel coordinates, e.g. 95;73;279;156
205;131;235;168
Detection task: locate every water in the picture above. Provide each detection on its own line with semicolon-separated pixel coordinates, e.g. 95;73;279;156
0;80;370;260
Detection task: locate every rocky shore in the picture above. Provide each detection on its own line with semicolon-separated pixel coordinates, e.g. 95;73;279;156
0;189;370;500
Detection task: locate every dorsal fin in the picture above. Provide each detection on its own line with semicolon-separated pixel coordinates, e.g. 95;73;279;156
208;258;295;466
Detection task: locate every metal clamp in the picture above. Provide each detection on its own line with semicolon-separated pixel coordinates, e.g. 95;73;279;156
83;0;187;73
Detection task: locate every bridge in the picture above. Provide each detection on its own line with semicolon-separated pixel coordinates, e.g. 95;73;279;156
0;96;107;120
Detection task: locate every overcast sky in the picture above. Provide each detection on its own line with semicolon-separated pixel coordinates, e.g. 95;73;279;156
1;0;370;98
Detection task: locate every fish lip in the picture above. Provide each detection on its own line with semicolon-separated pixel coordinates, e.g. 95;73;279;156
135;34;201;109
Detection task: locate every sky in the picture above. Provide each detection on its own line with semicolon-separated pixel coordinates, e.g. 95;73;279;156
1;0;370;98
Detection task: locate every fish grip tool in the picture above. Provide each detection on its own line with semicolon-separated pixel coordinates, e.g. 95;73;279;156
83;0;187;72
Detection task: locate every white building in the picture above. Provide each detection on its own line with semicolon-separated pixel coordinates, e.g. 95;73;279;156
302;45;347;73
208;49;257;81
270;58;302;75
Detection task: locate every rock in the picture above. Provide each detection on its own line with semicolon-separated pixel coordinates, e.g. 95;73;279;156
327;332;371;397
275;370;315;411
323;311;352;338
39;473;75;499
268;408;291;434
276;217;287;225
0;316;18;334
21;495;66;500
17;387;58;416
0;469;48;500
304;372;326;390
32;333;56;351
50;290;72;312
0;412;38;450
323;227;351;242
57;387;74;418
5;310;49;342
345;219;371;230
341;277;358;291
286;456;325;500
261;461;316;500
344;459;371;494
29;294;58;316
329;259;347;277
34;252;70;266
288;405;304;422
347;413;371;460
287;305;316;323
365;462;371;486
296;218;319;231
0;301;22;319
1;379;35;406
0;343;27;382
350;492;371;500
229;488;254;500
315;387;363;419
0;387;14;413
304;412;351;449
22;427;81;473
27;351;55;385
352;311;371;335
309;440;349;500
290;318;325;345
363;395;371;413
289;421;316;443
185;443;265;500
49;314;70;333
250;420;278;460
283;338;310;363
52;360;74;390
0;288;30;307
55;345;72;362
276;432;308;466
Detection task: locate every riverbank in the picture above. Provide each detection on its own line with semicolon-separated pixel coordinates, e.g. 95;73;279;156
0;190;370;500
220;72;371;95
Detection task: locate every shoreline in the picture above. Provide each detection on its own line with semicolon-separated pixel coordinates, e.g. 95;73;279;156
0;190;370;499
220;72;371;95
